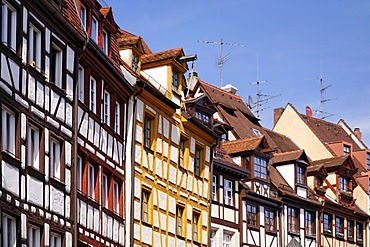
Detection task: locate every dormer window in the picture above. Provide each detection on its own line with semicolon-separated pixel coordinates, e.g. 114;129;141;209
343;144;351;155
366;152;370;170
339;176;349;192
195;110;210;125
102;31;109;55
172;70;178;92
91;17;98;43
254;156;267;179
253;128;261;136
132;53;139;73
296;165;306;185
80;5;87;31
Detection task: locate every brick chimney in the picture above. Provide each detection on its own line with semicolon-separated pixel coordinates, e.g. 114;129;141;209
274;108;284;127
354;127;362;141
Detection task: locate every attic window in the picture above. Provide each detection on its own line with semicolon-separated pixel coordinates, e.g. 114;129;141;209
339;176;349;192
253;128;261;136
195;110;210;125
132;53;139;73
367;152;370;170
221;105;236;117
343;145;351;155
172;70;178;92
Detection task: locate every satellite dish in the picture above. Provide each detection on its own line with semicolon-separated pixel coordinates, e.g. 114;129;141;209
306;106;312;117
247;95;254;109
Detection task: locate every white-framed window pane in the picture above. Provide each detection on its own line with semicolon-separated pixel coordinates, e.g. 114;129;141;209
91;17;98;42
2;213;17;247
50;43;63;87
27;125;40;169
88;164;95;199
224;179;232;206
102;31;108;54
80;5;86;30
1;2;17;50
78;66;84;102
113;181;119;213
103;91;110;124
50;138;61;179
77;156;83;191
2;106;16;155
102;174;108;208
28;225;41;247
114;102;120;134
223;233;231;247
89;77;96;113
212;175;217;201
50;233;62;247
29;24;41;69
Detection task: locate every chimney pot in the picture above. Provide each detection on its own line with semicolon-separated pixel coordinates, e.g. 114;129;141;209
354;127;362;141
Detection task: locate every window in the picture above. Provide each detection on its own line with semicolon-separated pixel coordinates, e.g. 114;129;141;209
347;220;354;241
102;174;108;208
343;144;351;155
89;77;96;113
50;233;62;247
296;165;306;184
367;153;370;170
50;138;61;180
88;163;95;199
113;181;120;213
172;70;178;92
335;217;344;238
211;175;217;201
221;132;228;142
91;17;98;42
77;156;83;191
339;176;349;192
265;209;275;232
194;147;202;176
78;66;84;102
195;110;210;124
254;156;267;179
252;128;261;136
114;102;120;134
2;106;16;155
103;91;110;125
141;190;150;224
192;212;200;242
28;125;40;169
132;53;139;73
176;205;184;236
356;222;363;243
50;44;63;87
29;24;41;69
80;5;87;31
323;213;332;234
305;211;315;236
287;207;299;233
179;138;185;167
143;115;153;148
102;31;108;54
224;179;232;206
28;225;41;247
247;204;258;227
210;230;216;246
1;2;17;50
2;214;16;247
223;233;231;247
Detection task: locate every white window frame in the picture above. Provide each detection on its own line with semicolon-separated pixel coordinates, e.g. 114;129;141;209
113;181;119;213
77;156;83;191
50;232;62;247
212;175;217;201
2;106;16;155
223;233;232;247
91;17;98;43
224;179;233;206
50;43;63;87
27;125;40;169
103;91;110;125
29;24;41;70
102;30;108;54
132;53;139;73
78;65;84;103
88;163;95;199
210;230;216;246
172;70;178;92
28;225;41;247
89;76;96;113
50;138;61;180
114;102;120;134
2;213;16;247
1;2;17;50
102;173;108;208
80;5;87;31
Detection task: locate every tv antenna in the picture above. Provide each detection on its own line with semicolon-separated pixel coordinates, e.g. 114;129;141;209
247;55;280;118
198;39;246;87
317;59;337;119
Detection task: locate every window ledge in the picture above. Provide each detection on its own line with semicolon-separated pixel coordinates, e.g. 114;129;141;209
49;177;65;191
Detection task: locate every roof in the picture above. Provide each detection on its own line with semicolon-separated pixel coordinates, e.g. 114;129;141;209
222;136;264;155
272;150;306;164
117;29;152;53
141;48;183;64
263;128;300;153
64;0;86;37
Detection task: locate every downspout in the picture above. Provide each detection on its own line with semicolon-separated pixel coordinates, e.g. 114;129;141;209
208;139;219;247
127;80;145;247
279;200;284;247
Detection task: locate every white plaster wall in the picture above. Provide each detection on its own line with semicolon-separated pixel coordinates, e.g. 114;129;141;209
2;161;19;196
27;175;44;207
50;186;65;216
276;164;295;189
142;66;168;92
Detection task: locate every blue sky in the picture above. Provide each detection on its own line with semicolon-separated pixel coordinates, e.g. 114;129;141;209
107;0;370;144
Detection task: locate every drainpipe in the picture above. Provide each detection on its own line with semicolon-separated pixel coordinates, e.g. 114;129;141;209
208;139;218;247
127;80;145;247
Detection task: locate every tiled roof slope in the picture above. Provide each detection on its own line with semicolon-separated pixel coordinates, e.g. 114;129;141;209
117;29;152;53
141;48;183;64
299;113;362;152
222;137;263;155
263;128;300;153
64;0;86;37
272;150;305;164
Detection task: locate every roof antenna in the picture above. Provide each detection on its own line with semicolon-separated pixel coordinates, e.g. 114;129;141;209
317;56;337;119
248;54;280;119
198;39;246;87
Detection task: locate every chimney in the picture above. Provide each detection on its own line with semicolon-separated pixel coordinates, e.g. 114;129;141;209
274;108;284;127
186;71;199;91
221;84;237;94
354;127;362;141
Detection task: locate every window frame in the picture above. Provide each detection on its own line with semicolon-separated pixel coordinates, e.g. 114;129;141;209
296;165;306;185
2;213;17;247
143;115;153;149
29;23;42;70
347;220;354;241
1;1;17;51
254;156;267;179
50;42;63;88
323;213;333;235
287;207;299;234
91;16;98;43
335;216;344;238
114;102;120;134
113;180;120;214
339;176;349;192
356;222;363;243
247;203;258;227
89;76;97;113
2;105;16;156
78;65;84;103
27;124;40;170
132;53;139;73
49;137;62;181
102;30;109;55
87;163;96;199
343;144;351;155
103;90;110;125
224;179;233;206
50;232;62;247
179;138;186;168
80;4;87;31
176;205;184;237
305;210;316;236
264;208;276;232
194;146;202;177
192;211;200;242
141;189;150;224
28;224;41;247
102;173;108;208
172;70;178;92
77;156;83;191
223;233;232;247
211;175;217;201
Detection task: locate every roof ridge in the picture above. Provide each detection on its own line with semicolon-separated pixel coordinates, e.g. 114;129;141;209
199;80;243;100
